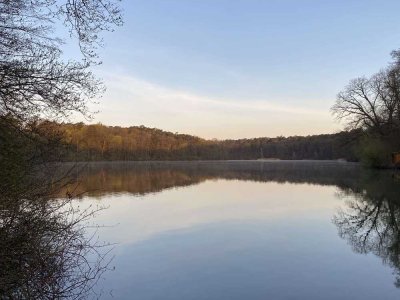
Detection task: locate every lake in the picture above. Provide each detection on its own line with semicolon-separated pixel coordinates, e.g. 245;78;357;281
66;161;400;300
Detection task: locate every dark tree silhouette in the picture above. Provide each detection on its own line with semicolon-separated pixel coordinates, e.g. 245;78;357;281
331;50;400;167
0;169;112;299
0;0;122;122
0;1;122;298
0;118;113;299
332;51;400;134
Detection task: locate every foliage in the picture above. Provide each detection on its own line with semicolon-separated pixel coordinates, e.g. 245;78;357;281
36;122;362;161
356;135;392;168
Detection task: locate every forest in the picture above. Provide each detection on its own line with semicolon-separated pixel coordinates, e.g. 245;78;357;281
1;1;400;297
35;121;362;161
32;47;400;165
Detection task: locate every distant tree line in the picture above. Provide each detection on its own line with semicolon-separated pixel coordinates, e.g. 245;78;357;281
33;121;362;161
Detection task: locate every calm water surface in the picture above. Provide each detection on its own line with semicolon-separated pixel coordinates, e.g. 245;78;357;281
67;161;400;299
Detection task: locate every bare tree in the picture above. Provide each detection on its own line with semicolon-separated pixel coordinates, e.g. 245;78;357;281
0;118;114;299
332;51;400;135
0;0;122;122
0;1;122;298
0;173;113;299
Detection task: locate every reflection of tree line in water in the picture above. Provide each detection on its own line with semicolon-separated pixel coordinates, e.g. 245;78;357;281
3;159;400;297
63;161;400;289
60;161;361;198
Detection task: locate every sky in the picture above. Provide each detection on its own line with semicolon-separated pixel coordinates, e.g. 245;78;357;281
72;0;400;139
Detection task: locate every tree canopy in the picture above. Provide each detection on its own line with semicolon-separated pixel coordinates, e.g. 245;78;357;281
34;121;360;161
332;50;400;166
332;51;400;135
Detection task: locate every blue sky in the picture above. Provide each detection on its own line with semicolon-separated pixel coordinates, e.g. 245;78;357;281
74;0;400;139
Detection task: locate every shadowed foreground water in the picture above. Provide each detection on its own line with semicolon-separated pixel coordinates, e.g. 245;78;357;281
65;161;400;300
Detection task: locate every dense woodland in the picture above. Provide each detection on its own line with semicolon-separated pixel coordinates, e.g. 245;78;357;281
36;121;362;161
19;48;400;166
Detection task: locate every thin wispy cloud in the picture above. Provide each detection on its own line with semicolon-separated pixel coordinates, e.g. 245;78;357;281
103;73;326;115
82;72;339;139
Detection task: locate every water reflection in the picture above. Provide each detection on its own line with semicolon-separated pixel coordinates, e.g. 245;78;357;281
333;171;400;288
50;161;400;298
61;161;361;198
